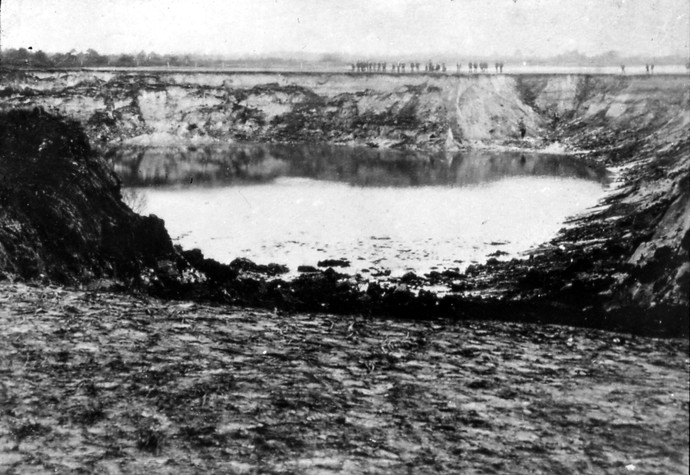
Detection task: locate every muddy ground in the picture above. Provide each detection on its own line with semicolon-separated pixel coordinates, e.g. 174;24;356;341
1;282;688;474
1;72;689;473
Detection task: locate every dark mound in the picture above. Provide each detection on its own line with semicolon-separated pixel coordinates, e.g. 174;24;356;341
0;108;177;284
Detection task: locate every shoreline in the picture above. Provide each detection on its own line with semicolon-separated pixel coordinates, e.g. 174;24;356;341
0;69;688;472
0;71;688;336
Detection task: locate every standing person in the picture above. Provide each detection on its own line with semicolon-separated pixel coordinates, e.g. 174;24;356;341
651;64;655;74
645;64;649;74
518;119;526;139
620;64;626;74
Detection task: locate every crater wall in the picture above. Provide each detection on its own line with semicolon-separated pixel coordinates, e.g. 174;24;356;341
2;71;686;151
1;69;688;328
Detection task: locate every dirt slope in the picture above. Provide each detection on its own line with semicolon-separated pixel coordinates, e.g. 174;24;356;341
1;282;687;474
1;71;686;149
1;70;688;331
0;109;177;285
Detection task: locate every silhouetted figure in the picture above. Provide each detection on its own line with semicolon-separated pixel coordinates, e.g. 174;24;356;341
620;64;626;74
518;119;526;139
468;61;473;73
651;64;655;74
442;63;446;72
495;62;499;73
499;62;504;73
520;154;526;165
456;63;461;74
473;62;478;73
645;64;650;74
552;111;560;128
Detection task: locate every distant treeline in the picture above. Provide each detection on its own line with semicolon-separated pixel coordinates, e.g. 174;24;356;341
1;47;687;69
0;48;314;69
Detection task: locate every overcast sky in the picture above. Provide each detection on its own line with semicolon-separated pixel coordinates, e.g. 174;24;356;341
2;0;689;58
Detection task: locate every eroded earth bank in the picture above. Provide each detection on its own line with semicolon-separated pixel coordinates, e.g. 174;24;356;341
1;70;688;333
0;70;688;473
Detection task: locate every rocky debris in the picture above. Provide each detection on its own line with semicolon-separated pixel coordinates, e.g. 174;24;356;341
297;265;319;273
228;257;289;276
317;258;351;268
399;271;421;285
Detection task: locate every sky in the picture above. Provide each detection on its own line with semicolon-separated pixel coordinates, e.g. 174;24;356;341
2;0;689;58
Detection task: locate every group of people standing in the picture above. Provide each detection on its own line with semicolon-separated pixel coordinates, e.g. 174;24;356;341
461;61;505;73
351;62;428;73
350;60;506;74
620;64;656;74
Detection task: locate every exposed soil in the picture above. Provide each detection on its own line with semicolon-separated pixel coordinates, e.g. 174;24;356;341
0;71;688;472
1;71;687;331
0;109;177;285
1;282;688;474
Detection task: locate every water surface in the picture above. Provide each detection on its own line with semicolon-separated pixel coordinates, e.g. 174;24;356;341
115;144;609;277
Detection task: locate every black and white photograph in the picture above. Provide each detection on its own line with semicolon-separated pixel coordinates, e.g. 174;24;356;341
0;0;688;472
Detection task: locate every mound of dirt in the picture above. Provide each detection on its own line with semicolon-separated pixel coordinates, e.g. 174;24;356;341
0;109;177;284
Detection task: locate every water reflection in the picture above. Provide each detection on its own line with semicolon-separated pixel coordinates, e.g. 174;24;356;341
107;143;609;188
121;143;611;276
